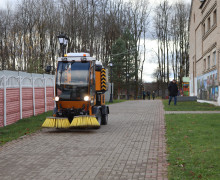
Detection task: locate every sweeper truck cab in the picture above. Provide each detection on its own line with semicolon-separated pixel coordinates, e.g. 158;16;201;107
42;53;109;128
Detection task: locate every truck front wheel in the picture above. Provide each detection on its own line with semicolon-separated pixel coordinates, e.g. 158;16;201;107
101;114;108;125
95;110;102;128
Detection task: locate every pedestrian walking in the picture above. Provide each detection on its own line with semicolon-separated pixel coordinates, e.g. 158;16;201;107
143;91;146;100
168;79;178;105
147;91;151;100
152;91;155;100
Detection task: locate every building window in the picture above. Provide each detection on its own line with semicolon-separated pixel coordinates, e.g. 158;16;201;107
213;51;216;66
203;23;206;35
208;17;211;30
194;13;195;23
204;59;206;70
213;10;217;25
208;56;210;69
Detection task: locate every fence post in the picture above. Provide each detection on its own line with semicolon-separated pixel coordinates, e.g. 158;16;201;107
44;78;47;112
32;77;35;116
19;76;22;119
3;76;6;126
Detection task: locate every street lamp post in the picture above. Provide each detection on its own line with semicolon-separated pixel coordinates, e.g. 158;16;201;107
109;62;113;103
127;73;129;100
57;33;69;57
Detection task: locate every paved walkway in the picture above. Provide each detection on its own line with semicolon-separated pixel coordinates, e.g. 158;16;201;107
0;100;167;180
166;111;220;114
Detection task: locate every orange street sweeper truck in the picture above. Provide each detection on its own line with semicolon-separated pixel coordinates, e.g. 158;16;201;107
42;53;109;129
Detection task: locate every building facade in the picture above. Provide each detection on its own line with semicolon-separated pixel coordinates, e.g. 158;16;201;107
189;0;220;105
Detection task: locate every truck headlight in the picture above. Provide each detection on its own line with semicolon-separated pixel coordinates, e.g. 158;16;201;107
84;96;90;101
55;96;59;101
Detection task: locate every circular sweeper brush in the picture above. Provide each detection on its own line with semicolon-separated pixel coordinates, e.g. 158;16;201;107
42;116;100;129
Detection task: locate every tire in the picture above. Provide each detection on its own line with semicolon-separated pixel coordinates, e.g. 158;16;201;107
101;114;108;125
95;109;102;129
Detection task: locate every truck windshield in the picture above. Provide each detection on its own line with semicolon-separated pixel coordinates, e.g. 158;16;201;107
56;61;90;101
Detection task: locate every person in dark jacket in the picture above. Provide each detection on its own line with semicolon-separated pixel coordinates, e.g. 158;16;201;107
152;91;155;100
168;79;178;105
143;91;146;100
147;91;150;100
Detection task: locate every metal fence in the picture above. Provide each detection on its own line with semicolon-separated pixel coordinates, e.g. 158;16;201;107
0;71;55;127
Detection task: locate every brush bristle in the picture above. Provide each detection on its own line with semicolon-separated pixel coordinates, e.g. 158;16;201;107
42;117;56;128
70;116;100;128
55;118;70;128
42;117;70;128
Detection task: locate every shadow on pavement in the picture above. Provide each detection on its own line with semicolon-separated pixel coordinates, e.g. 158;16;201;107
42;128;98;134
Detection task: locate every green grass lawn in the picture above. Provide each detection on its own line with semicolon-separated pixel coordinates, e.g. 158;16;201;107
0;111;52;146
166;114;220;180
106;99;126;105
163;100;220;111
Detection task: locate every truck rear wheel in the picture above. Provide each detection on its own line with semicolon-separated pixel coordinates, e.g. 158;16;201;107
101;114;108;125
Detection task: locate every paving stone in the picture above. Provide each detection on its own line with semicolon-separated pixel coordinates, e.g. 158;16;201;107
0;100;167;179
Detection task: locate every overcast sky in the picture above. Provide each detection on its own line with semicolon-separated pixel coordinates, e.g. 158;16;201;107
0;0;192;10
0;0;191;82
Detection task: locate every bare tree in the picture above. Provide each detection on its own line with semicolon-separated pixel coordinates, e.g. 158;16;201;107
153;0;190;97
170;1;190;85
0;0;150;99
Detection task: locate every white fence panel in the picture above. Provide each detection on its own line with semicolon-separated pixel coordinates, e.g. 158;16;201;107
0;71;55;127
